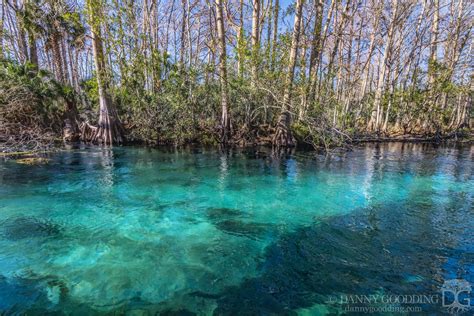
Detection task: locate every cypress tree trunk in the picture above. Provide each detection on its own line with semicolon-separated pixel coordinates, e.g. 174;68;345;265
237;0;244;77
49;33;80;142
251;0;260;86
179;0;187;68
272;0;304;147
0;0;3;59
86;0;124;145
426;0;440;132
368;0;398;133
270;0;279;70
51;34;65;82
215;0;231;144
28;32;38;66
306;0;323;108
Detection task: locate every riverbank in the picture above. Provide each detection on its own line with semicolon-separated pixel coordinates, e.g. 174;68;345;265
1;129;472;155
1;133;472;167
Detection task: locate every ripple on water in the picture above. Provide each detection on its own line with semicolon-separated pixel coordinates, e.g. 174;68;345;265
0;144;472;314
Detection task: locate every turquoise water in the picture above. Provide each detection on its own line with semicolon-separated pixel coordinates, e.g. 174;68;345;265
0;143;472;315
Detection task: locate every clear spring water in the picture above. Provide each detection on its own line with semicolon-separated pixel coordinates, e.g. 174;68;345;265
0;143;472;315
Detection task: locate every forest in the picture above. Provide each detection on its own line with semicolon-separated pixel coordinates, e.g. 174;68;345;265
0;1;473;314
0;0;472;151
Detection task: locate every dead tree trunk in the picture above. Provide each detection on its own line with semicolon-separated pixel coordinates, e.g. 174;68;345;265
272;0;304;147
368;0;398;133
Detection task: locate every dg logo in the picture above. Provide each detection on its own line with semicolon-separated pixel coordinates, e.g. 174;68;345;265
441;279;472;314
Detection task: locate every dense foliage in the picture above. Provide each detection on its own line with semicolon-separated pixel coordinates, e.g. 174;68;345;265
0;0;472;150
0;60;67;151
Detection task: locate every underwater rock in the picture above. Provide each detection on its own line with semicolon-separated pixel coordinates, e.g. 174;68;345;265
1;216;62;240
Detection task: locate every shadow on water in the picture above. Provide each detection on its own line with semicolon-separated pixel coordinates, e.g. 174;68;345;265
0;143;472;315
206;207;246;221
0;217;63;241
211;192;473;315
206;207;278;241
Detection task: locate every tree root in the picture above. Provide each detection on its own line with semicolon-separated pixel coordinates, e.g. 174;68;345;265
79;119;124;145
272;112;296;147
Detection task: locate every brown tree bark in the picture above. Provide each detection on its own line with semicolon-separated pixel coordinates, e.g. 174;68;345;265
51;34;65;82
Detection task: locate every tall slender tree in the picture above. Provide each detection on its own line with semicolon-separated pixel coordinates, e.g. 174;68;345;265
306;0;323;106
215;0;230;144
368;0;398;132
0;0;4;59
270;0;279;70
272;0;304;147
85;0;124;145
251;0;260;86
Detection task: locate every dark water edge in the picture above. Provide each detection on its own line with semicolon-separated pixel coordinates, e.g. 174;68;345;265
1;131;472;158
0;142;472;315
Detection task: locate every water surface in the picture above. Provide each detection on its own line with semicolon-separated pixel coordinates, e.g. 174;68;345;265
0;143;473;314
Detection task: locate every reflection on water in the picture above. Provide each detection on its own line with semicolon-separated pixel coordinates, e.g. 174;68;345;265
0;143;472;314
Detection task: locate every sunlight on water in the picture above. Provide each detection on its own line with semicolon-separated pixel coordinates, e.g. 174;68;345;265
0;143;472;314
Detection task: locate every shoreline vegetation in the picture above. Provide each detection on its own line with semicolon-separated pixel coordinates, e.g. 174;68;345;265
0;0;472;154
1;135;472;165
